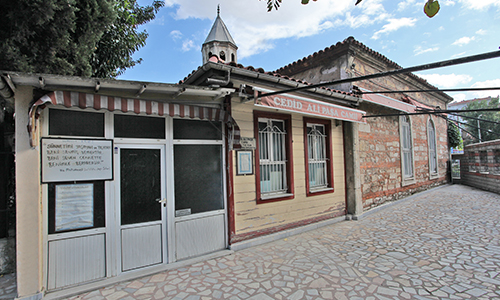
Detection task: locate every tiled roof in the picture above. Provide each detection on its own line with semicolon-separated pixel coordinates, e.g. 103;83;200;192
179;58;356;97
275;36;449;96
449;96;497;107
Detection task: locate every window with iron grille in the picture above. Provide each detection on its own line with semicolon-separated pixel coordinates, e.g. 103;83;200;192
254;111;293;202
307;124;328;189
258;118;287;195
401;115;414;179
303;118;334;196
428;119;438;175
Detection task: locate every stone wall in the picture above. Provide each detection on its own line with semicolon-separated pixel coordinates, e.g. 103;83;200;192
359;102;448;209
459;140;500;194
277;40;452;212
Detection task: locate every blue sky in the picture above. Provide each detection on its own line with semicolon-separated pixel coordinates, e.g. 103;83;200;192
119;0;500;102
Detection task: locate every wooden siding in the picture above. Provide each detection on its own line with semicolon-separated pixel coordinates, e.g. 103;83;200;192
231;97;346;238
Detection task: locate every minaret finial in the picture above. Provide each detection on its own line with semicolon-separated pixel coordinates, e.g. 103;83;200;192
217;5;220;16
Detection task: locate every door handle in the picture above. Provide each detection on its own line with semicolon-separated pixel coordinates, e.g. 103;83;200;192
156;198;167;207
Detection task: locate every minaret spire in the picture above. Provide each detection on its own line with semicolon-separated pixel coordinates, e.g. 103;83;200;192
202;5;238;64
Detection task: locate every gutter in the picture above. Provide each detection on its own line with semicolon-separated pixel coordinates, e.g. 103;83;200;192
188;62;361;106
2;71;235;104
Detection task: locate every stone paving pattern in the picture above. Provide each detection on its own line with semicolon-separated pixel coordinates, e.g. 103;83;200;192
0;273;16;300
2;184;500;299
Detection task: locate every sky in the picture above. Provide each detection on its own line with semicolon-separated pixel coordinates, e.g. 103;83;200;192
119;0;500;103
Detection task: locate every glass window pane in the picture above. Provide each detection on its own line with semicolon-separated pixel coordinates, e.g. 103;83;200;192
49;109;104;137
174;145;223;214
258;118;287;195
307;123;328;189
114;115;165;139
272;121;284;132
120;149;161;225
173;119;222;140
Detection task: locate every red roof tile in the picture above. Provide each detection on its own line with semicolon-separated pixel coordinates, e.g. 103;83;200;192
179;59;356;97
275;36;448;95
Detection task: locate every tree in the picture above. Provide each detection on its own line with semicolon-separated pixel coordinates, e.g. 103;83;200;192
448;122;462;149
0;0;163;78
92;0;163;78
264;0;440;18
462;96;500;144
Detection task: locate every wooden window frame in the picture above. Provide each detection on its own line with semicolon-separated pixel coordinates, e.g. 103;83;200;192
427;117;439;179
400;115;416;186
254;111;294;204
303;117;334;197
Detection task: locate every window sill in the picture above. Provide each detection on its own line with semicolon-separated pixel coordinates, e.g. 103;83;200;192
429;172;439;180
261;193;294;200
401;177;416;187
307;187;334;197
258;193;294;204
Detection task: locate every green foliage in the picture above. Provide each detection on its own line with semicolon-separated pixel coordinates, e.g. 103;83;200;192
0;0;163;78
462;96;500;143
447;122;462;149
92;0;163;78
264;0;439;18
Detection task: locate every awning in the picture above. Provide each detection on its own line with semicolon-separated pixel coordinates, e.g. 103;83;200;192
361;90;416;113
256;94;366;123
28;91;241;149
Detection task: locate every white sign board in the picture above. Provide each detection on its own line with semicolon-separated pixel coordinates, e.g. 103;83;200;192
240;137;256;149
42;139;113;182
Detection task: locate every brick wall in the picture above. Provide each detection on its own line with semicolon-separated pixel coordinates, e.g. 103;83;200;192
279;42;452;211
460;140;500;194
359;102;448;209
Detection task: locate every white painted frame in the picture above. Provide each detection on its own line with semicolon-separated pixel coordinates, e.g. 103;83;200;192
113;142;168;273
399;115;416;186
40;107;111;290
40;108;229;290
427;117;439;179
171;118;227;260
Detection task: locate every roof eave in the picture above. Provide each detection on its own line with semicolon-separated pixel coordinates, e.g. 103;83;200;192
2;71;234;105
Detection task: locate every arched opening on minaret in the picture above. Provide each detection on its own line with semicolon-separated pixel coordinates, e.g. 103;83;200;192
201;6;238;65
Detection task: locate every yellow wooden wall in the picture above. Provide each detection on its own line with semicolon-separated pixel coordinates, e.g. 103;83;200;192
231;97;346;238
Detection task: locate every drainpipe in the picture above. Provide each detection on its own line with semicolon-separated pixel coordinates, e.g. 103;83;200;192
206;70;231;87
476;114;483;143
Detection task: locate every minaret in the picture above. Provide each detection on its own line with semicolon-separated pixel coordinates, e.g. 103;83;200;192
202;6;238;64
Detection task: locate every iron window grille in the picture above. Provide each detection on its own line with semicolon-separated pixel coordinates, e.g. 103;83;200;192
307;124;328;189
258;118;287;195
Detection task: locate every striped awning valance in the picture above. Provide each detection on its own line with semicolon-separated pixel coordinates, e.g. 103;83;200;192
28;91;241;148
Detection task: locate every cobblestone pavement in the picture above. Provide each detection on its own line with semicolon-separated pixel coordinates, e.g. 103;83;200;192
0;273;16;300
2;184;500;299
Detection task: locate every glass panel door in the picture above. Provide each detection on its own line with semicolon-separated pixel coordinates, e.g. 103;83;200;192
117;145;166;271
120;149;161;225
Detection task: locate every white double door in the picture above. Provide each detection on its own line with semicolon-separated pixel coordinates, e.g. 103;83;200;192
115;144;169;272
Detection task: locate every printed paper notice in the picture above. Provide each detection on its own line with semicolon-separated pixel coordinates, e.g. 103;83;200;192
55;183;94;231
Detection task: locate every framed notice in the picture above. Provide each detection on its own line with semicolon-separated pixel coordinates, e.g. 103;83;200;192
41;138;113;183
236;150;253;175
55;183;94;232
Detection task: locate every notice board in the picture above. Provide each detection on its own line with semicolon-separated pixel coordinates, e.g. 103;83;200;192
41;138;113;183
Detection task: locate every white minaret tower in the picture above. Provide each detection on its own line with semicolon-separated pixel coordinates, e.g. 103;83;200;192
202;6;238;64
